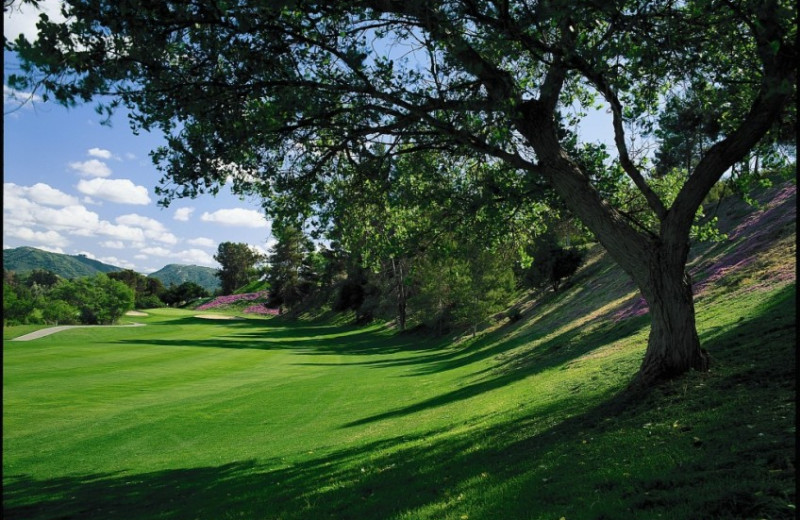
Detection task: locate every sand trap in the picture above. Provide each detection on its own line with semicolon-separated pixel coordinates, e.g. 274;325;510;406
194;314;244;320
125;310;149;316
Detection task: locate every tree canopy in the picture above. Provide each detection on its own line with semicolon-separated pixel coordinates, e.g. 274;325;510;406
214;242;264;295
8;0;795;386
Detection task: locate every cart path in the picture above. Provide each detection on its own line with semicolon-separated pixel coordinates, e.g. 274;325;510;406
9;323;145;341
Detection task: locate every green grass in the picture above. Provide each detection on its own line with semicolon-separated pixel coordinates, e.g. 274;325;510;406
3;184;796;519
4;277;795;519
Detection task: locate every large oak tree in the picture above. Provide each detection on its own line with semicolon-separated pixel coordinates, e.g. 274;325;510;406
7;0;795;386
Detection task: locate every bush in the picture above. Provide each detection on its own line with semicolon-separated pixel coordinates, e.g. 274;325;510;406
522;246;585;293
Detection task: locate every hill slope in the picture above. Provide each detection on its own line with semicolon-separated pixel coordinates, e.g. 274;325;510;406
148;264;220;292
2;246;122;278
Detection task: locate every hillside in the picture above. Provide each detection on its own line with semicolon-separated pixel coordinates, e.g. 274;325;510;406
148;263;220;292
2;246;122;279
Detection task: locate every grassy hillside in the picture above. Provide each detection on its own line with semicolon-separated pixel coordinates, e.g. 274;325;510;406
3;182;795;519
3;246;122;278
148;264;221;293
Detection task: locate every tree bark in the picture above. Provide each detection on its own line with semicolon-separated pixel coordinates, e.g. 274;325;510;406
632;244;709;387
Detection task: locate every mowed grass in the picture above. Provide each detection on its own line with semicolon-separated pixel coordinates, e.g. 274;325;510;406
3;185;795;519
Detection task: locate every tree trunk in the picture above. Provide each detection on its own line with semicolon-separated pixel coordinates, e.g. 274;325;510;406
391;257;407;331
631;245;710;387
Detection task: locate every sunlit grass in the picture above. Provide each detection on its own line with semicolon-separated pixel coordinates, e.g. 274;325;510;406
3;183;795;519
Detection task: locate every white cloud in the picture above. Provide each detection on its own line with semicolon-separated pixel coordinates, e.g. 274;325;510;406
250;244;270;257
3;0;66;43
100;240;125;249
3;184;147;243
88;148;114;159
174;248;217;267
200;208;270;228
4;182;78;207
173;207;195;221
98;256;136;269
34;245;66;254
69;159;112;178
4;84;43;112
4;226;69;248
116;213;177;244
76;178;151;205
140;246;172;257
187;236;216;248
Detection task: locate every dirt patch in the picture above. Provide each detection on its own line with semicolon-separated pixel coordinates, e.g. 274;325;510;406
194;314;244;320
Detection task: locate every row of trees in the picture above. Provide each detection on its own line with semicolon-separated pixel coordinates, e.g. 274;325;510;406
226;202;587;335
3;271;134;326
3;268;213;326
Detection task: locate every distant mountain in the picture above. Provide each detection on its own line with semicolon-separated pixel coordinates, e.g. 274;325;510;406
148;264;220;293
3;246;123;279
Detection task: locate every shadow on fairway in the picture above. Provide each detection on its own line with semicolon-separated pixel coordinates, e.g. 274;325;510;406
4;286;794;520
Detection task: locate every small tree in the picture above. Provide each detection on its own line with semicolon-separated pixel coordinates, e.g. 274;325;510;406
266;224;317;309
160;282;209;307
51;275;134;324
41;300;80;325
214;242;263;295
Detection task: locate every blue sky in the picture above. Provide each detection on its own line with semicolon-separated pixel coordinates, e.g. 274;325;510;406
4;1;275;274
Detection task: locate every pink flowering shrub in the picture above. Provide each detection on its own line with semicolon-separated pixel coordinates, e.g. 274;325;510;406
195;291;272;311
243;304;280;316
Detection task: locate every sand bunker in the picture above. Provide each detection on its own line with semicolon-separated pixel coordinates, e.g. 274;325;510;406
125;310;149;316
194;314;244;320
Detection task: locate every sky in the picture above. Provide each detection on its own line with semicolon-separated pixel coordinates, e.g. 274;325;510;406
3;1;276;274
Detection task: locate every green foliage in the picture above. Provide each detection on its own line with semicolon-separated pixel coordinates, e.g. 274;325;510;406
520;234;586;293
50;274;135;324
40;299;80;325
3;281;36;325
410;238;517;335
214;242;264;295
109;269;166;309
265;224;318;309
160;281;209;307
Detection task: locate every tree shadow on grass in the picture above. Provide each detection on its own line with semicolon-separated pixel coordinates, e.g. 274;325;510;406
5;286;794;520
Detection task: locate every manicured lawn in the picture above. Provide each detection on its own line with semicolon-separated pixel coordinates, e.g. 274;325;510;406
3;267;795;520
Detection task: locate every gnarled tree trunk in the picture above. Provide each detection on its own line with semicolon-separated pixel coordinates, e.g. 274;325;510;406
633;243;709;387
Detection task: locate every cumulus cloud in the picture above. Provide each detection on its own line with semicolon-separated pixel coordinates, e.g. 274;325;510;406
174;248;217;267
88;148;115;160
4;227;69;248
34;245;66;254
187;236;216;248
76;178;151;205
200;208;270;228
4;182;78;207
3;183;147;243
97;256;137;269
116;213;177;244
69;159;112;178
100;240;125;249
173;207;195;221
140;246;172;257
